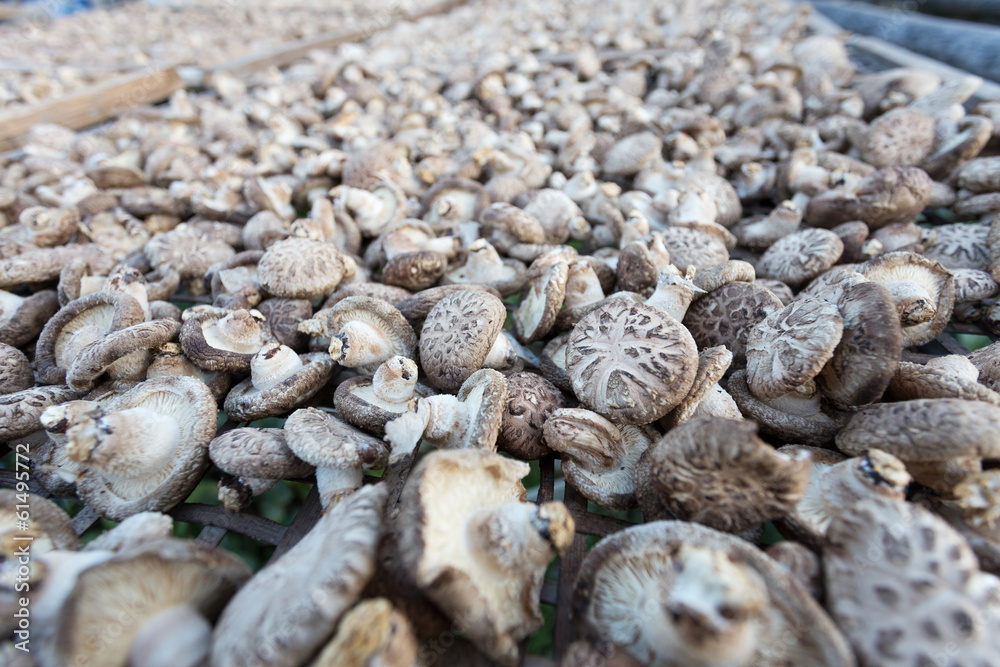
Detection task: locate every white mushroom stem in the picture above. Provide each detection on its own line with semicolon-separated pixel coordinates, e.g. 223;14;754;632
467;501;571;574
64;408;179;481
315;466;364;508
128;605;212;667
106;277;151;321
483;333;517;370
372;357;418;403
329;321;393;367
251;344;304;391
646;268;704;322
883;280;937;325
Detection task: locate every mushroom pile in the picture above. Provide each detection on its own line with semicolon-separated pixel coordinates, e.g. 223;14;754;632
3;0;1000;663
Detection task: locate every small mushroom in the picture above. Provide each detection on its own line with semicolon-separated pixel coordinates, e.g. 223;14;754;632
208;427;313;510
66;318;181;391
635;417;811;533
223;343;334;421
441;239;527;296
756;228;844;287
211;485;387;667
284;407;389;507
256;236;345;299
334;355;425;436
395;449;574;666
859;107;936;168
513;259;568;343
298;296;416;373
64;376;218;520
1;385;82;442
885;356;1000;406
567;298;697;424
806;166;933;230
179;308;275;374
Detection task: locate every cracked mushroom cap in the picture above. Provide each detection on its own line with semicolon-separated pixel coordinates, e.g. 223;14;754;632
683;281;784;368
211;485;387;667
635;417;811;533
179;308;275;373
396;449;574;666
65;318;181;392
660;345;741;428
35;290;146;385
36;539;250;667
777;446;911;547
284;407;389;506
514;259;568;344
300;296;416;374
419;290;511;392
836;398;1000;491
756;228;844;287
223;344;334;421
208;427;313;480
567;299;697;425
256;237;344;299
824;497;1000;666
885;357;1000;406
659;226;730;273
745;296;844;399
333;356;430;436
393;284;501;329
66;376;218;520
0;343;32;395
497;371;566;461
0;289;59;347
544;408;657;511
817;280;903;410
690;260;756;297
572;521;855;667
858;251;955;348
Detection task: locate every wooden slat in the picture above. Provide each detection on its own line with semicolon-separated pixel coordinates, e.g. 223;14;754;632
570;509;634;538
170;503;287;545
0;67;183;152
195;524;229;548
553;484;588;660
537;455;555;504
71;506;101;536
936;331;974;356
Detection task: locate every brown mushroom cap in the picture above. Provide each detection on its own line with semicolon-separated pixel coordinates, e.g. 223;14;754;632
567;298;697;425
745;296;844;398
659;226;730;273
208;427;313;479
806;166;933;230
312;598;417;667
381;250;448;292
756;228;844;287
635;417;811;532
0;289;59;347
0;385;83;441
223;346;334;422
573;521;855;667
684;281;784;368
257;237;344;298
255;297;313;351
36;290;146;385
211;485;387;667
418;177;489;231
284;407;389;471
302;296;416;374
66;319;181;392
393;284;501;328
498;372;566;460
179;308;275;373
144;227;236;280
824;497;1000;666
602;132;663;176
0;245;114;289
885;359;1000;406
691;260;756;297
419;290;509;392
817;280;903;410
860;107;936;168
0;343;32;395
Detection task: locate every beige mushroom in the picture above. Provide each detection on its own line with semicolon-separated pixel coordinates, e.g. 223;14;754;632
179;308;275;374
298;296;416;374
223;343;334;421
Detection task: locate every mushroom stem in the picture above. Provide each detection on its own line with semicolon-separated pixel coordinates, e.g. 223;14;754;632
421;396;469;448
883;280;937;325
483;333;516;370
250;344;304;392
128;604;212;667
467;501;574;574
65;408;180;481
646;268;704;322
329;321;393;368
315;466;364;507
372;357;419;404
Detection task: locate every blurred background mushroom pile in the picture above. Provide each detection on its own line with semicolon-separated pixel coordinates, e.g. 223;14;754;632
2;0;1000;664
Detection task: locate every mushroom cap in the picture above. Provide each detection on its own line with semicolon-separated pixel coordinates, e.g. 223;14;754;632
66;319;181;392
661;345;738;428
817;280;903;409
333;356;427;436
39;539;250;667
824;497;1000;666
211;485;387;667
312;598;417;667
144;227;236;279
567;298;697;425
208;427;313;479
284;407;389;470
515;260;569;345
836;398;1000;462
498;372;566;460
690;260;755;297
0;289;58;347
0;245;115;289
72;376;218;521
418;177;490;230
256;297;313;351
454;368;510;451
36;290;146;385
860;107;936;168
419;290;507;392
659;226;730;273
573;521;855;667
885;360;1000;406
394;284;501;328
315;296;417;373
0;343;32;394
684;281;784;368
396;449;574;665
745;296;844;399
0;490;79;552
381;250;448;292
602;132;663;176
324;282;411;311
223;349;334;422
921;223;991;272
0;385;82;441
179;308;275;373
257;237;344;298
756;228;844;287
858;251;956;348
441;240;527;297
635;417;811;532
